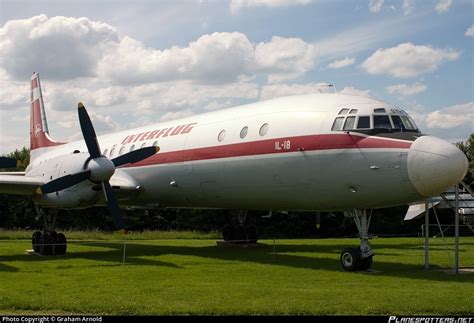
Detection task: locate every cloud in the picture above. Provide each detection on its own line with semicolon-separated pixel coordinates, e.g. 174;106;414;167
339;86;373;98
230;0;313;14
327;57;355;69
1;15;318;86
386;82;427;96
254;36;317;83
465;25;474;37
160;110;195;122
260;82;335;100
435;0;452;13
361;42;461;78
402;0;414;15
368;0;384;13
425;102;474;129
0;14;119;80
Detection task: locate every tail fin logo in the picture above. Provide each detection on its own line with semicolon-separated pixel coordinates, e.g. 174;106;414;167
34;123;42;137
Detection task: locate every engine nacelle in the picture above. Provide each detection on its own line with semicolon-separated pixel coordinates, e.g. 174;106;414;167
27;152;101;208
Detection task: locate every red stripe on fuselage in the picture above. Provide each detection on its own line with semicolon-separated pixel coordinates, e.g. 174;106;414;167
124;134;412;167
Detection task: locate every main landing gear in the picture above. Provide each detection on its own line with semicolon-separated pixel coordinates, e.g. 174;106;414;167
222;210;259;244
32;206;67;256
340;209;374;271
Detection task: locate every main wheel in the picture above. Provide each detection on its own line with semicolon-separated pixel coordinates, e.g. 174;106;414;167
246;224;258;244
222;224;234;242
358;255;373;271
55;233;67;256
32;231;42;253
340;247;361;271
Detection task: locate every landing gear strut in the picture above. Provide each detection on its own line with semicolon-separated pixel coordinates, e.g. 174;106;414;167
340;209;373;271
222;210;259;244
32;206;67;256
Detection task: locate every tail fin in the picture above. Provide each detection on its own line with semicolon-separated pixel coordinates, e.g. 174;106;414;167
30;72;65;152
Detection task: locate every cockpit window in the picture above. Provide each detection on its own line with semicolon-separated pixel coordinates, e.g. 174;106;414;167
343;116;356;130
401;116;416;130
374;108;386;113
331;117;345;131
338;108;349;115
391;115;405;130
374;115;392;129
349;109;358;114
357;116;370;129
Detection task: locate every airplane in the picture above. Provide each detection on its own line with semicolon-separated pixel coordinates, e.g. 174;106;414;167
0;72;468;271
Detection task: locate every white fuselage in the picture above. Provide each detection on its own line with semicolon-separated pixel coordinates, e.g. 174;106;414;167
26;93;468;212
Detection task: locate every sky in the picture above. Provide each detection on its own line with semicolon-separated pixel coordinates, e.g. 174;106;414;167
0;0;473;154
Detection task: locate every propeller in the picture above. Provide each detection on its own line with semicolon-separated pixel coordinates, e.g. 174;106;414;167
0;157;20;169
35;102;159;231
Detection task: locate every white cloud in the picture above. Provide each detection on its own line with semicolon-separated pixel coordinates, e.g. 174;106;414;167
254;36;317;83
361;42;461;78
327;57;355;69
465;25;474;37
435;0;452;13
402;0;414;15
160;110;195;122
0;14;119;80
368;0;384;13
260;82;335;100
339;86;373;98
230;0;313;14
426;102;474;129
386;82;427;96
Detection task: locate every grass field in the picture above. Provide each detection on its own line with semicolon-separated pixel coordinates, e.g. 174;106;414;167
0;230;473;315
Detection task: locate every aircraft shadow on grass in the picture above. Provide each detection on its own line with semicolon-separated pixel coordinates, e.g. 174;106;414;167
0;240;473;282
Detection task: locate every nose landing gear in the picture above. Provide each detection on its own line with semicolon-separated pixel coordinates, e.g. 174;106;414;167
340;209;374;271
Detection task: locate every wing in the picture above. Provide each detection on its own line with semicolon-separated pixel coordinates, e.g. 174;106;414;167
0;173;44;195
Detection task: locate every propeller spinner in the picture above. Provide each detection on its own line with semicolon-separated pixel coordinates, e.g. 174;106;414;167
36;102;159;231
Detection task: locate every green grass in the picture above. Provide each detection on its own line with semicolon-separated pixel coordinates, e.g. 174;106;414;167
0;232;473;315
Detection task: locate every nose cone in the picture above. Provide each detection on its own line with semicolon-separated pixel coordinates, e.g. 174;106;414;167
407;136;468;197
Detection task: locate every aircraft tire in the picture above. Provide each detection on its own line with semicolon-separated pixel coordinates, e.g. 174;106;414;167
56;233;67;256
222;224;234;242
40;231;53;256
246;224;258;243
233;225;246;244
358;255;373;271
340;247;361;272
32;231;42;253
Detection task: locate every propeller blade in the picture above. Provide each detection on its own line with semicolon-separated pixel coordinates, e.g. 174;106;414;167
101;181;125;230
78;102;101;158
111;146;160;167
0;157;19;169
36;170;91;195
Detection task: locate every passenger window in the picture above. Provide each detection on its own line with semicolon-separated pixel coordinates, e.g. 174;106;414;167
374;108;386;113
331;117;345;131
130;144;135;152
349;109;358;114
259;123;269;136
240;126;248;139
218;130;226;142
357;116;370;129
110;145;116;157
374;115;392;129
103;149;108;156
343;116;356;130
338;108;349;115
391;116;405;130
153;141;159;146
141;142;147;148
119;146;125;155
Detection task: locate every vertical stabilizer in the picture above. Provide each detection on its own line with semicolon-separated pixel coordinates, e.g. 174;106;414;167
30;72;65;151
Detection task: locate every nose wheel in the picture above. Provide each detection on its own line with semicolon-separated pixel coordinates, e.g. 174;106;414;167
340;209;374;271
